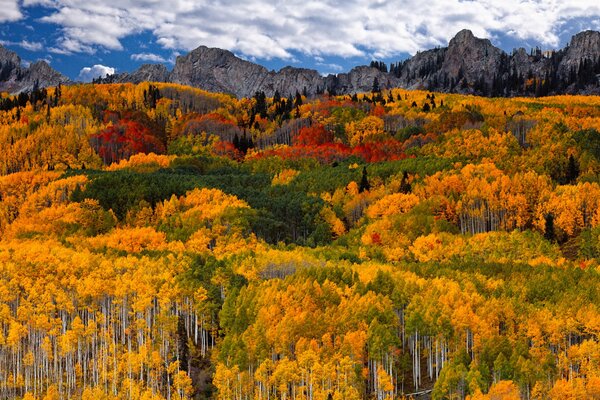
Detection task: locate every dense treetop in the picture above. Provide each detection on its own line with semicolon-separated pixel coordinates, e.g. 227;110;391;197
1;81;600;399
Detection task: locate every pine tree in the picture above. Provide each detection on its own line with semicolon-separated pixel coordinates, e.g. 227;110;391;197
294;90;303;107
371;77;381;93
359;167;370;193
399;171;411;193
544;213;555;242
566;154;579;184
71;184;84;202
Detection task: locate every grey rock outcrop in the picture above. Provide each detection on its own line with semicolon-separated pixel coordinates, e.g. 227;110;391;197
442;29;504;83
106;63;171;84
167;46;397;97
0;45;69;93
396;29;600;95
559;30;600;77
102;29;600;97
170;46;271;97
327;66;399;95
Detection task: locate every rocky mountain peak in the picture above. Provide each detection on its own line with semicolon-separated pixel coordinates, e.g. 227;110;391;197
28;60;60;77
17;60;69;93
442;29;503;82
170;45;270;97
0;45;21;67
557;30;600;81
0;46;69;93
566;30;600;59
20;28;600;98
135;64;170;82
447;29;495;53
450;29;476;44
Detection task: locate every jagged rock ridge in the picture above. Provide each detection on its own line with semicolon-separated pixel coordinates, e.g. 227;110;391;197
0;45;69;93
106;29;600;97
4;29;600;97
102;45;397;98
393;29;600;96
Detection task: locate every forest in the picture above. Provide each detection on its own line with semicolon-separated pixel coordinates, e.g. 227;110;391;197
0;80;600;399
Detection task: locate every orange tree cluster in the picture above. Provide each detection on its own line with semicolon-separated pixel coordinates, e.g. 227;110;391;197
1;83;600;399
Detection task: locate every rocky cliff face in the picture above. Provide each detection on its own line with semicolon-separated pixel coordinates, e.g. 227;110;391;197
105;63;170;84
167;46;397;97
560;31;600;73
3;30;600;97
442;29;504;85
98;29;600;98
328;66;400;95
0;45;69;93
170;46;271;97
396;29;600;96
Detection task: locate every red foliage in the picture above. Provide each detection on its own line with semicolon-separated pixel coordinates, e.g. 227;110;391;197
293;124;334;146
304;98;347;119
91;119;165;164
370;105;386;117
352;139;408;162
251;143;352;164
213;140;242;159
371;232;382;245
173;112;241;141
199;112;236;125
402;133;438;150
249;138;409;164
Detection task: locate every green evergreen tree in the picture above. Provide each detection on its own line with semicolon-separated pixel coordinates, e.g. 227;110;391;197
359;167;370;193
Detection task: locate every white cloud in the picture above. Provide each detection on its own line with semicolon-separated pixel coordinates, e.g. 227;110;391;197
77;64;115;82
131;52;167;63
0;0;21;22
0;39;43;51
316;62;344;72
23;0;600;61
20;40;43;51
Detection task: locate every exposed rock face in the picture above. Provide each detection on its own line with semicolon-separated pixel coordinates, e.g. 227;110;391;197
397;29;600;96
0;45;69;93
269;67;324;98
328;66;400;95
3;29;600;97
0;45;21;81
558;30;600;81
106;63;171;84
442;29;504;83
99;29;600;97
19;61;70;92
167;46;397;97
170;46;271;97
394;47;445;90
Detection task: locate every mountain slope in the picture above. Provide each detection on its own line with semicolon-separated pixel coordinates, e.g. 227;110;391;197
103;29;600;98
4;29;600;97
103;46;398;98
395;29;600;96
0;45;69;93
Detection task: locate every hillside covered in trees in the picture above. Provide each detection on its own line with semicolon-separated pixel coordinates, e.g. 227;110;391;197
1;81;600;400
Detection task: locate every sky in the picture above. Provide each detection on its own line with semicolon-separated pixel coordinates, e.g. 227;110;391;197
1;0;599;82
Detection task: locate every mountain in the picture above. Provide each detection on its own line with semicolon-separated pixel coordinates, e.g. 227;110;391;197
102;29;600;98
0;45;69;93
102;45;397;98
106;63;170;84
394;29;600;96
3;29;600;97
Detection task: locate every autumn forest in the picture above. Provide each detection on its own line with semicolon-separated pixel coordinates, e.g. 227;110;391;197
1;81;600;400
